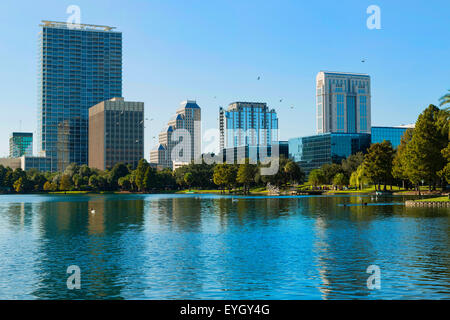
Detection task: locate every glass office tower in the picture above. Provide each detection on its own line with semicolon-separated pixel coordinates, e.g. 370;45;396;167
9;132;33;158
37;21;122;171
289;133;371;177
219;102;278;150
316;71;371;134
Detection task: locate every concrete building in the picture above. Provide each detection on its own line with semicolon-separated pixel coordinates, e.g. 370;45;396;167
289;133;371;177
150;100;201;169
371;124;414;148
0;157;22;170
89;97;144;170
9;132;33;158
219;102;278;150
316;71;371;134
37;21;122;171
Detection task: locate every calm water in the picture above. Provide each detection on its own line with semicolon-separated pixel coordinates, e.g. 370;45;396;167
0;194;448;300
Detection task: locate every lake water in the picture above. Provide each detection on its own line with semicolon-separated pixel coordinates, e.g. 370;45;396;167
0;194;448;300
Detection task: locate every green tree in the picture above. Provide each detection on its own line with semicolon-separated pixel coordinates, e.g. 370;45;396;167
237;160;256;194
439;90;450;107
213;164;236;193
109;163;129;189
320;163;345;185
350;164;371;190
404;105;447;191
332;173;348;190
438;143;450;184
363;141;395;191
392;129;413;189
118;175;132;191
135;159;149;191
59;174;73;191
341;152;364;178
284;160;305;185
184;172;194;190
143;167;158;191
13;177;27;193
308;169;325;188
43;181;53;192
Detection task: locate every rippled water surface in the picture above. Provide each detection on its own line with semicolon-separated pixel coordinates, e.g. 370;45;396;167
0;194;448;299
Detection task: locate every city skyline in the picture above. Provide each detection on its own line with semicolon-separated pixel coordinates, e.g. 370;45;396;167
0;0;448;158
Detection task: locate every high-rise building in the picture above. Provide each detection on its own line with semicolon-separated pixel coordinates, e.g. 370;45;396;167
289;133;371;177
9;132;33;158
316;71;371;134
371;125;414;149
219;102;278;150
37;21;122;171
89;97;144;170
150;100;201;169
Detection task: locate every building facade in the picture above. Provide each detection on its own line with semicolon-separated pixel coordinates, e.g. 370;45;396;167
150;100;201;169
219;102;278;150
89;98;144;170
9;132;33;158
316;71;371;135
371;125;414;149
289;133;371;177
37;21;122;171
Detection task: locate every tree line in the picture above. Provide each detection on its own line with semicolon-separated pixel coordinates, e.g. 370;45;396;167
0;156;305;194
307;104;449;192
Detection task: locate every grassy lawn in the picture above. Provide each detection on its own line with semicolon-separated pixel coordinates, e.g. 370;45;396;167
416;196;450;202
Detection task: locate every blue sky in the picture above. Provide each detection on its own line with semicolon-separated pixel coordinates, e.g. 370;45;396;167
0;0;448;158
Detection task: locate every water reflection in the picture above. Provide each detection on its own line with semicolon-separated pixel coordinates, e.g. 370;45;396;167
0;194;448;299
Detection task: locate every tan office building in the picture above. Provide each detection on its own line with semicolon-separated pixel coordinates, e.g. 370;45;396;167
89;97;144;170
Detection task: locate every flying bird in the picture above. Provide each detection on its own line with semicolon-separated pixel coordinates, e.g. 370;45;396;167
257;76;261;80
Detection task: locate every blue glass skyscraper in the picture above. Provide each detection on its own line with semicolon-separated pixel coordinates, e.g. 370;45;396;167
37;21;122;171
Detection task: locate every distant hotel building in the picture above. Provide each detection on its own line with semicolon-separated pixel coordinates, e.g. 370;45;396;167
9;132;33;158
150;100;201;169
219;102;278;150
289;133;371;177
371;125;414;148
89;98;144;170
37;21;122;171
316;71;371;134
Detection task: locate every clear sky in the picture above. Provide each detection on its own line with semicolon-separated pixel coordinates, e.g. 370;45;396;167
0;0;448;158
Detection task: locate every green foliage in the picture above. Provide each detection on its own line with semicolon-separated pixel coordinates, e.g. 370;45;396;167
135;159;150;191
308;169;326;187
213;163;237;192
439;90;450;107
363;140;395;190
403;105;447;188
183;172;194;190
341;152;364;178
284;160;305;185
320;163;345;185
236;160;257;194
332;173;348;188
174;161;215;189
59;174;73;191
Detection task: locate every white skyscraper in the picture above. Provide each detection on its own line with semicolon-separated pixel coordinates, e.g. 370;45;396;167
316;71;371;134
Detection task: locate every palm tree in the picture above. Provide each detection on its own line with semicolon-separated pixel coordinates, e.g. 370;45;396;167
439;90;450;106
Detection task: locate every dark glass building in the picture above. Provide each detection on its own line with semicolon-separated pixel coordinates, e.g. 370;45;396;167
289;133;371;177
9;132;33;158
37;21;122;171
371;126;413;149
